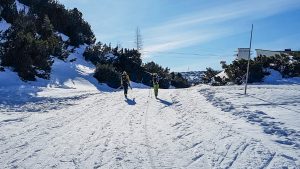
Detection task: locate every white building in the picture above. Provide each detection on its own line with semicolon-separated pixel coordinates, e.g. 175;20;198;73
236;48;250;60
235;48;295;60
255;49;291;57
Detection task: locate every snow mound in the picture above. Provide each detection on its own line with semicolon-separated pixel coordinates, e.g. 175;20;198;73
263;69;282;83
15;0;29;14
0;42;120;92
0;19;11;32
215;70;228;79
47;45;105;91
0;45;117;110
130;81;150;89
263;69;300;84
55;32;69;42
0;68;27;87
0;45;114;92
104;53;118;61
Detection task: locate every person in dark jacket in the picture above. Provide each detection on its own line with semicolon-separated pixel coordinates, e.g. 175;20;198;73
121;71;131;98
152;73;159;99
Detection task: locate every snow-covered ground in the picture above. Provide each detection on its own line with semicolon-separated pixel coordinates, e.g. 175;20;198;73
0;82;299;168
0;44;299;168
0;84;299;168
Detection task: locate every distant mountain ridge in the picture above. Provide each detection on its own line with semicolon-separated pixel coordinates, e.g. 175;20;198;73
179;71;205;85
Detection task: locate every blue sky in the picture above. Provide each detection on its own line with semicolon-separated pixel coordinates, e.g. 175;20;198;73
59;0;300;71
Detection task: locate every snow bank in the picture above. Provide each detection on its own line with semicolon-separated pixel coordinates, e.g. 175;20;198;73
263;69;282;83
263;69;300;84
15;0;29;14
215;70;228;79
130;81;149;89
48;45;104;91
0;45;91;88
0;45;114;104
0;68;26;87
104;53;118;61
55;32;69;42
0;19;11;32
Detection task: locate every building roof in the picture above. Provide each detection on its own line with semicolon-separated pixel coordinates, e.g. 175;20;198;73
255;49;299;53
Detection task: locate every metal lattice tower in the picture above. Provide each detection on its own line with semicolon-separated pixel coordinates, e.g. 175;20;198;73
135;27;143;52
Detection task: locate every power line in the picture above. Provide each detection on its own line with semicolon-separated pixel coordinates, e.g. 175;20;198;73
142;50;234;58
143;50;217;56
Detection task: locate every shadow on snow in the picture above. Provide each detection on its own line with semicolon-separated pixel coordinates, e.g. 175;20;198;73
157;98;173;106
125;97;136;105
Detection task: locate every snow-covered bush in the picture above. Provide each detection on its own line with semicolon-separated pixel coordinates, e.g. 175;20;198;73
94;64;121;88
202;67;220;84
0;0;18;23
170;72;189;88
18;0;95;46
255;53;300;78
223;59;266;84
1;13;63;80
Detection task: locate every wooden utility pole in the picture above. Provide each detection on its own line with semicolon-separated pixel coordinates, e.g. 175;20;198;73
244;24;254;95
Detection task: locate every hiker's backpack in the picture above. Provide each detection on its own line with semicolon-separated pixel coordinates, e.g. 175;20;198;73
122;74;128;84
153;74;159;84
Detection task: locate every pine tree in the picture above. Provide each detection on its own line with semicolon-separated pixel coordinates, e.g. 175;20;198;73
40;15;54;39
1;12;63;80
203;67;219;83
0;0;18;23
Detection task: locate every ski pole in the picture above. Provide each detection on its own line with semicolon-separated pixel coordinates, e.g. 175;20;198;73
114;86;121;92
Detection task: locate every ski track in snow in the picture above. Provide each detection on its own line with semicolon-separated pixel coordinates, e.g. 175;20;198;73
0;86;299;168
198;85;300;149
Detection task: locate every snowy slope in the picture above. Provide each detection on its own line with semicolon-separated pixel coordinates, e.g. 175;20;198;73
0;81;299;168
0;44;115;111
0;45;97;89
